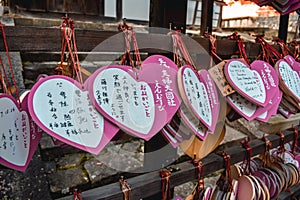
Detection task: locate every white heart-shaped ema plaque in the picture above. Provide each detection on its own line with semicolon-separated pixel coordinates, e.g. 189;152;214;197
178;66;212;131
28;75;118;155
276;59;300;102
0;94;30;168
225;60;267;106
227;93;260;121
91;67;155;136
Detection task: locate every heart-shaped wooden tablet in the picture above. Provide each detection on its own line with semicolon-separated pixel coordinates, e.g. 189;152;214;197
0;94;31;171
89;55;181;140
28;75;119;154
275;59;300;102
225;59;267;106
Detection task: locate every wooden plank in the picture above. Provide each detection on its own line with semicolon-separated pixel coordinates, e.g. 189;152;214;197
57;127;299;200
0;26;287;59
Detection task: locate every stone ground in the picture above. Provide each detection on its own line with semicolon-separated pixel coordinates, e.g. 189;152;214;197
0;121;248;199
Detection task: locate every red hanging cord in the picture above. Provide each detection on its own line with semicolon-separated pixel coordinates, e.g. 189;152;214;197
261;136;272;167
161;169;171;200
193;160;204;191
118;20;142;71
291;40;300;61
119;177;131;200
272;38;294;57
0;56;12;94
71;188;82;200
226;32;250;65
291;128;298;155
254;34;282;66
202;31;222;67
0;23;20;104
57;17;84;85
0;60;8;93
215;151;233;193
241;138;253;175
169;30;196;69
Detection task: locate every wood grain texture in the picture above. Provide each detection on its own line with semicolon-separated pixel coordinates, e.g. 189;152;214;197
0;26;265;57
57;127;300;200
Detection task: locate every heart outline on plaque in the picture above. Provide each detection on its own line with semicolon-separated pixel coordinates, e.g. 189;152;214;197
0;94;31;171
28;75;119;154
224;59;267;106
89;55;181;141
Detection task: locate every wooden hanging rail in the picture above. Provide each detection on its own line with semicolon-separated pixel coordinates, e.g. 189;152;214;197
0;26;275;58
57;127;300;200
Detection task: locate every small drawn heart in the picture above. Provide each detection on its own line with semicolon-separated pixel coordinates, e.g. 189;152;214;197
89;55;181;140
0;94;30;171
276;59;300;102
178;66;213;132
225;59;267;106
28;75;119;154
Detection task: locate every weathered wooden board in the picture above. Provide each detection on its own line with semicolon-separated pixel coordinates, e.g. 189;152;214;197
57;127;299;200
0;26;262;58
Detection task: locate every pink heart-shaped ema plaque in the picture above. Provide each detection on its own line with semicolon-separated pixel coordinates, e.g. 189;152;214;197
178;66;212;131
0;94;31;171
28;75;119;154
284;55;300;75
249;60;280;122
18;90;43;171
198;69;220;133
256;89;282;122
227;93;263;121
276;59;300;102
225;59;267;106
89;55;181;140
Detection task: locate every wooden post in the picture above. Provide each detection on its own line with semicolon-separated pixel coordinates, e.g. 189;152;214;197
98;0;104;16
116;0;122;21
278;14;289;42
201;0;214;34
217;4;223;30
149;0;187;33
192;0;200;27
146;1;188;198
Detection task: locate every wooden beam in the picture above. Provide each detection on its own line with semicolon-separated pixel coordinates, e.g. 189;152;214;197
98;0;104;16
116;0;122;21
149;0;187;33
201;0;214;34
0;26;286;61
